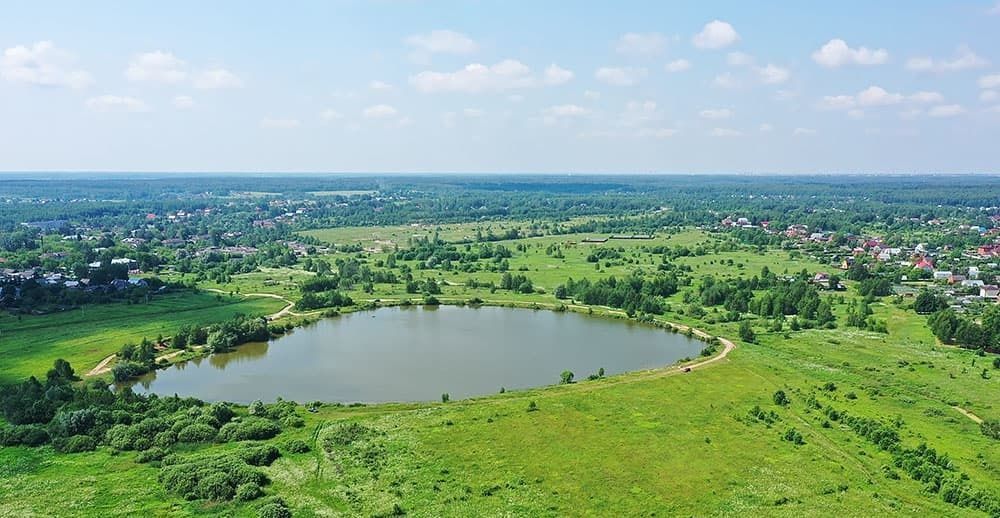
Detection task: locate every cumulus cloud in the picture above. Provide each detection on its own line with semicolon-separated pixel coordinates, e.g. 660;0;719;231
543;64;574;85
369;80;393;91
405;30;478;55
699;108;733;120
712;72;740;89
981;90;999;102
979;74;1000;89
727;52;754;66
811;39;888;67
125;51;186;83
793;127;817;136
906;47;988;73
928;104;965;117
172;95;194;109
260;118;300;129
583;90;601;100
665;59;691;72
594;66;647;86
692;20;739;49
85;95;148;112
709;127;742;137
363;104;398;119
194;68;243;89
820;86;944;111
1;41;93;89
615;32;667;55
757;64;790;84
410;60;564;93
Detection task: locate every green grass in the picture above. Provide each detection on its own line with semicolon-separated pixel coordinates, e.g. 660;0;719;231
0;291;285;384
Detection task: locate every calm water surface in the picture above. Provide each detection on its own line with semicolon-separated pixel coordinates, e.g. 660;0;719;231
125;306;704;403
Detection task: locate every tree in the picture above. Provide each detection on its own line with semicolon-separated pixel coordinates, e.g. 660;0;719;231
914;290;945;314
738;321;756;343
559;370;575;384
773;390;790;406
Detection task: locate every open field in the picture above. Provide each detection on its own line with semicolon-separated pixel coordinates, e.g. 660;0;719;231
0;292;285;384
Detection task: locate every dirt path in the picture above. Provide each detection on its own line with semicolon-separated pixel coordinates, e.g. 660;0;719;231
203;288;309;319
953;406;984;424
87;354;116;376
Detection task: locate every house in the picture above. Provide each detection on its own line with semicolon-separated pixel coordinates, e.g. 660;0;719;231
968;266;980;279
913;257;934;271
961;279;985;288
127;278;148;288
933;270;953;281
980;285;1000;299
110;258;138;269
948;274;967;284
840;257;855;269
110;279;128;291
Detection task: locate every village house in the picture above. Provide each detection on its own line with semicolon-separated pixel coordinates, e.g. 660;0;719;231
933;270;953;281
980;285;1000;299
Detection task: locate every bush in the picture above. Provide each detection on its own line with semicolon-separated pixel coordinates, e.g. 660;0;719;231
240;444;281;466
235;482;264;502
159;454;268;502
773;390;790;406
199;471;236;501
177;423;217;443
137;446;170;464
153;430;177;448
218;418;281;442
282;439;310;454
2;425;50;446
981;419;1000;440
105;424;141;450
257;498;292;518
57;434;97;453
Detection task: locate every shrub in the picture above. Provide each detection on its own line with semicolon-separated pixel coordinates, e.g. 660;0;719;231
773;390;790;406
527;401;538;412
105;424;141;450
981;419;1000;440
153;430;177;448
177;423;217;443
240;444;280;466
235;482;264;502
199;471;236;501
783;428;805;445
0;425;50;446
280;415;304;429
257;498;292;518
159;454;268;502
58;434;97;453
218;418;281;442
282;439;310;454
137;446;170;464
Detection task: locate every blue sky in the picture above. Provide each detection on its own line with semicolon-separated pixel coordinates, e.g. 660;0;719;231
1;0;999;173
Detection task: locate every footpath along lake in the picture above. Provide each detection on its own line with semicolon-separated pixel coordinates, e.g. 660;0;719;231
125;305;706;403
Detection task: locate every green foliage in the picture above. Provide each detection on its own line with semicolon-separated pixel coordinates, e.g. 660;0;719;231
217;417;281;442
176;423;217;443
772;390;790;406
738;321;756;343
782;428;805;445
158;453;269;502
981;419;1000;441
282;438;310;454
239;444;281;467
560;370;575;384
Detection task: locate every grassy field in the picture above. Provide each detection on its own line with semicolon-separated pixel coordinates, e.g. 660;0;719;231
3;227;999;516
0;291;285;384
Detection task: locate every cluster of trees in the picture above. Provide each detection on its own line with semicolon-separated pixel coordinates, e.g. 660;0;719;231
845;299;888;334
499;272;534;293
556;273;679;316
687;269;834;328
0;359;301;509
928;305;1000;353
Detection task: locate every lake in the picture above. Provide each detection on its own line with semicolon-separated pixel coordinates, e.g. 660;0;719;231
125;305;705;403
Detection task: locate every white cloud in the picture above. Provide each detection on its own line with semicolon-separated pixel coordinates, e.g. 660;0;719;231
410;59;545;93
1;41;93;89
172;95;194;109
463;108;484;117
818;95;857;110
906;47;988;73
260;118;300;129
757;64;790;84
699;108;733;120
727;52;754;66
543;64;574;85
981;90;999;102
405;30;478;55
908;91;944;103
636;128;678;138
615;32;667;55
194;68;243;89
125;51;186;83
543;104;589;117
369;80;393;91
928;104;965;117
665;59;691;72
847;109;865;119
583;90;601;100
759;123;773;132
793;127;816;136
857;86;903;106
85;95;148;112
899;108;923;120
712;72;740;89
989;2;1000;15
979;74;1000;89
363;104;398;119
692;20;739;49
320;109;343;121
709;127;742;137
811;39;888;67
594;66;647;86
620;100;660;127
